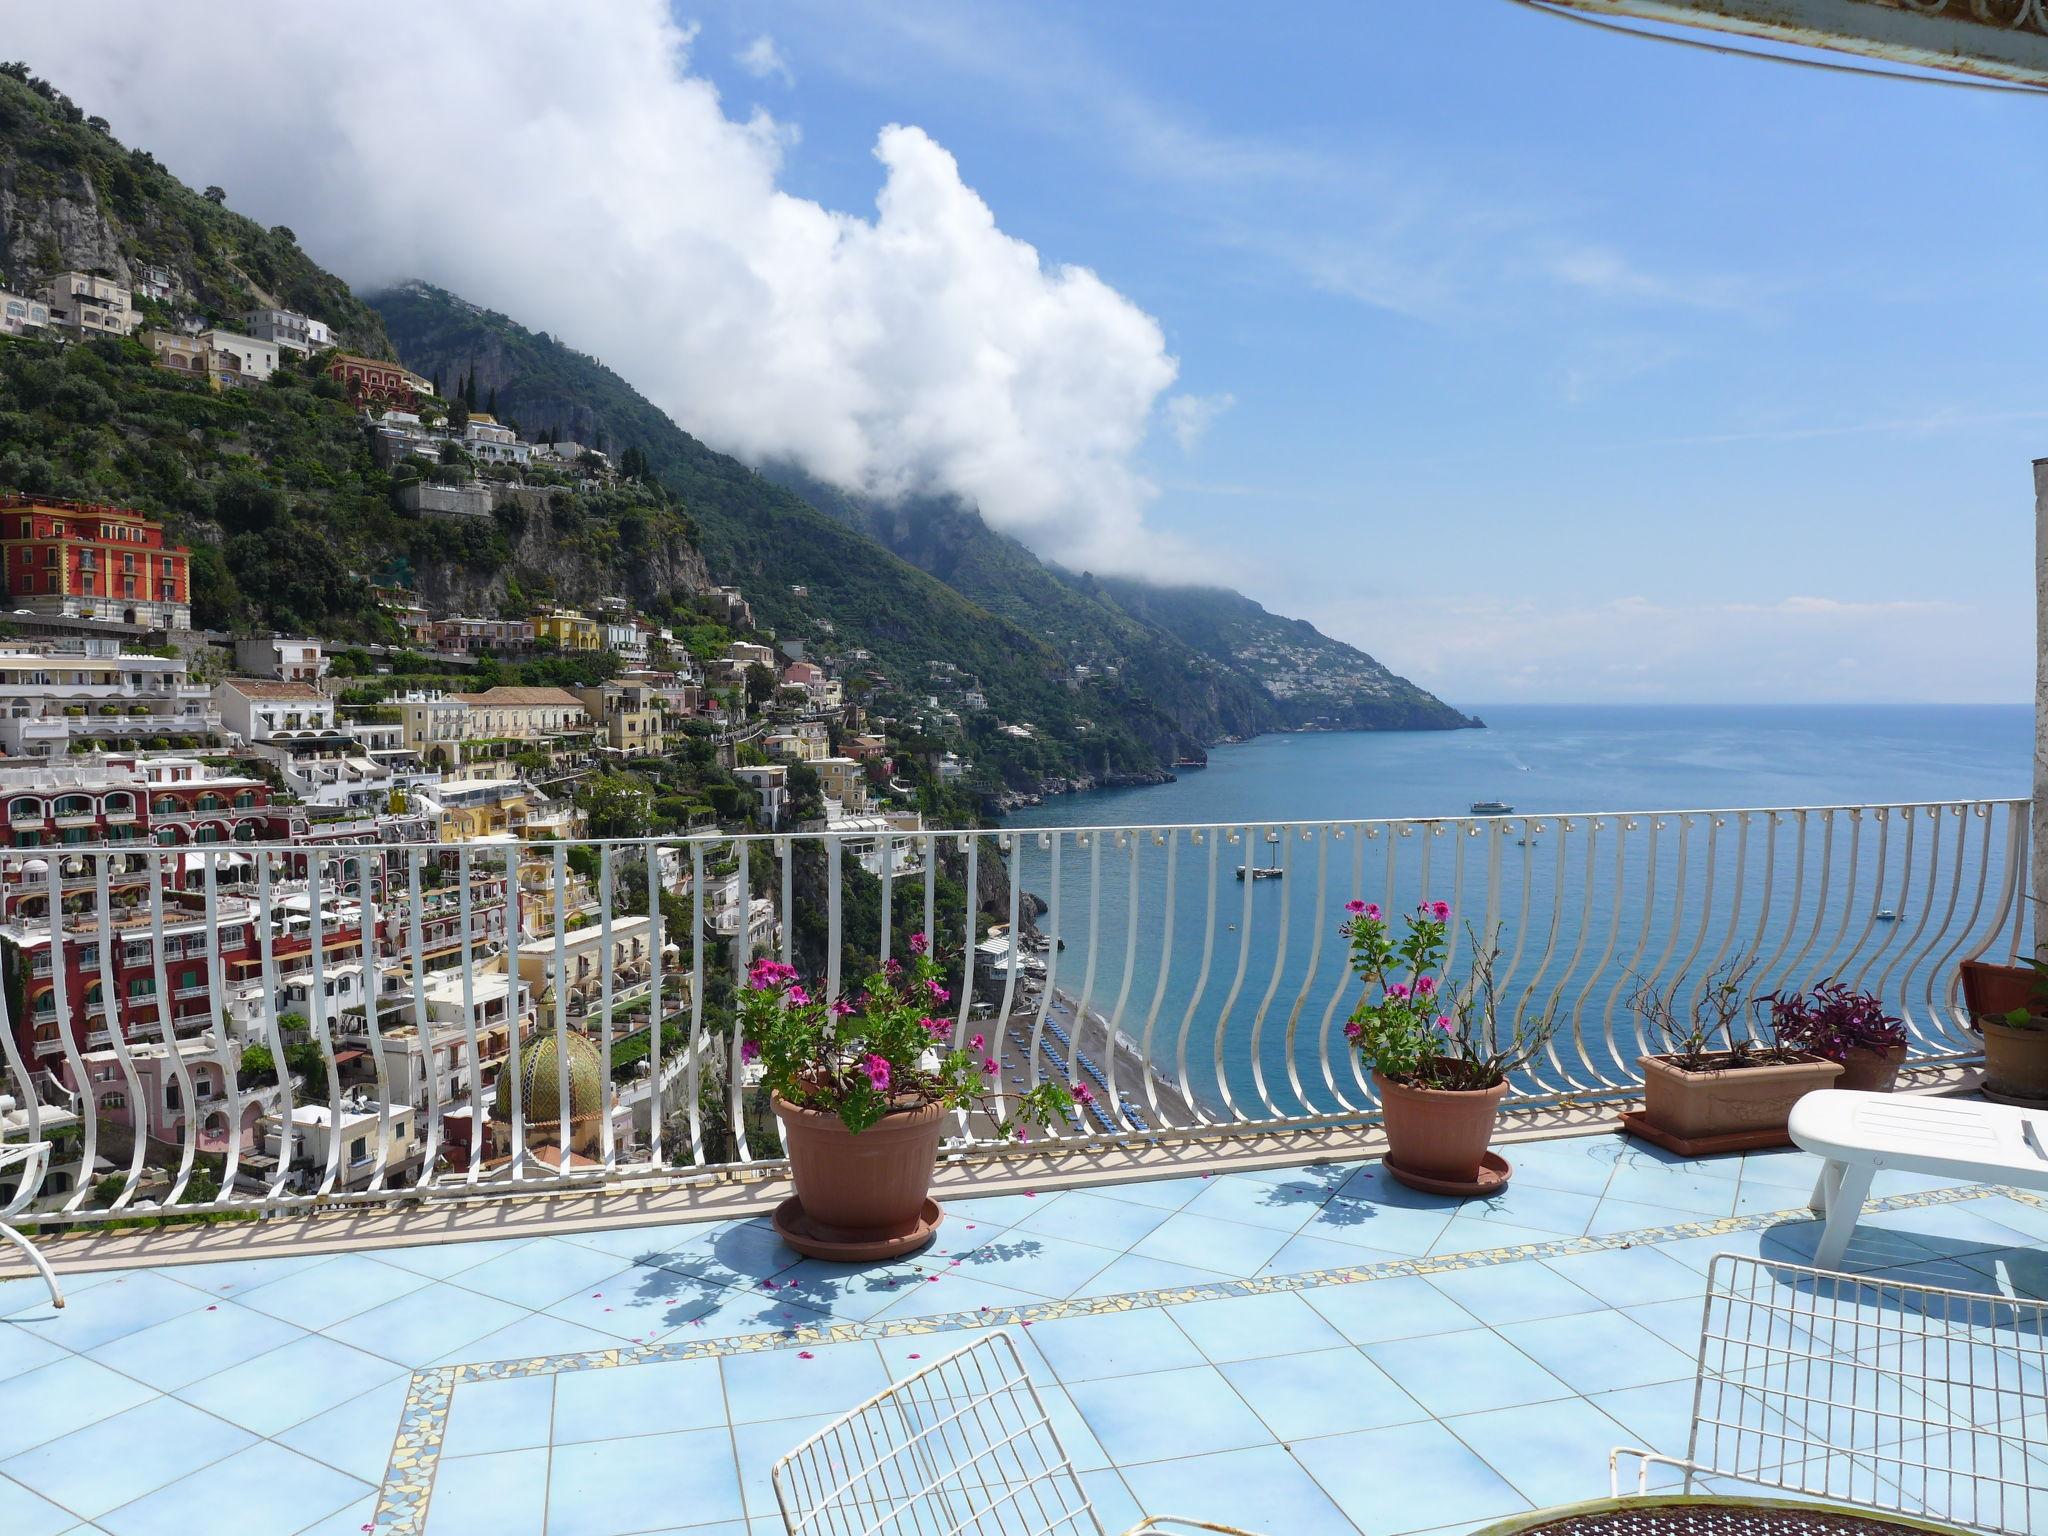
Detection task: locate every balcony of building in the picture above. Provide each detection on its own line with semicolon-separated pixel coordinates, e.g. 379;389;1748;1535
0;806;2038;1536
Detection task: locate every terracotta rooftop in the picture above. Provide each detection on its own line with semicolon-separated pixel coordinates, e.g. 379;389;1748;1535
449;686;589;708
219;679;327;701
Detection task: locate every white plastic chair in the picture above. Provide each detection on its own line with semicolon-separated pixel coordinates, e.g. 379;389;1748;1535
773;1332;1259;1536
0;1140;64;1308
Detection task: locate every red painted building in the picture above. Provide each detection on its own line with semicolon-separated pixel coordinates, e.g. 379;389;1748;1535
0;757;314;1064
0;495;192;628
327;353;432;408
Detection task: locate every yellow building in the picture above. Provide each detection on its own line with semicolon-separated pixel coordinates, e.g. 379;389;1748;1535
534;609;602;652
434;775;531;842
574;683;668;755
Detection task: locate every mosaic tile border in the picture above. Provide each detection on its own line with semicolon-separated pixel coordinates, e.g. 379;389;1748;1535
368;1177;2026;1533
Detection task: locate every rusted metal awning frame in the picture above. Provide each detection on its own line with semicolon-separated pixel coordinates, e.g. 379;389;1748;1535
1535;1;2048;88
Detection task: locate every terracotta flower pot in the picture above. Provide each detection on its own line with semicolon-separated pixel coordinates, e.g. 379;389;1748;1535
1637;1053;1842;1143
1980;1018;2048;1107
1372;1066;1507;1191
772;1093;946;1255
1834;1042;1907;1094
1959;958;2036;1024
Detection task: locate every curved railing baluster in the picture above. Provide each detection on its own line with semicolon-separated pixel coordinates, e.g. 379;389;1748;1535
1247;825;1295;1121
1136;829;1178;1128
1282;828;1330;1118
1173;829;1221;1127
1209;826;1259;1124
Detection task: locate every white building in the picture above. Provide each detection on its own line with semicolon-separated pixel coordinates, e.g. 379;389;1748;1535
460;416;531;467
0;643;220;757
231;636;328;683
241;308;333;356
261;1097;419;1191
214;679;403;809
195;329;279;385
735;764;788;829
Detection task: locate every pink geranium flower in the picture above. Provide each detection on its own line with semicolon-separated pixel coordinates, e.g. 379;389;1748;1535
968;1034;984;1051
863;1053;891;1091
787;985;810;1007
982;1058;998;1075
1435;1014;1455;1033
909;930;929;955
740;1039;760;1062
1430;900;1451;922
1363;902;1382;921
1386;982;1410;1001
1414;975;1436;996
1344;898;1367;915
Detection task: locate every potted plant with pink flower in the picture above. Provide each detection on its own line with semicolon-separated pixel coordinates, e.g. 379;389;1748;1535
1342;899;1556;1195
739;932;1076;1259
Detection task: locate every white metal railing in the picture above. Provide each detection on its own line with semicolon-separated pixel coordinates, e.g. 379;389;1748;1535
0;798;2025;1228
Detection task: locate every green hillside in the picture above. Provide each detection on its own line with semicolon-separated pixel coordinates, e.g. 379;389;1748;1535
770;468;1476;737
370;283;1212;783
0;65;387;352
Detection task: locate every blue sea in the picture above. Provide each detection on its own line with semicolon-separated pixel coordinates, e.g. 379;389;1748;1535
1011;705;2031;831
993;706;2032;1120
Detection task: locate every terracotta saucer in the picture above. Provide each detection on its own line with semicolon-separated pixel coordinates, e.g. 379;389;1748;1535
771;1196;944;1261
1382;1149;1511;1198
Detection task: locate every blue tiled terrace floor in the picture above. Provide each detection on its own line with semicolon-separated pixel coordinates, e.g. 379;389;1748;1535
3;1129;2045;1536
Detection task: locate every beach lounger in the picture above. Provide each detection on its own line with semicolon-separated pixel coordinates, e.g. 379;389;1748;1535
1788;1089;2048;1269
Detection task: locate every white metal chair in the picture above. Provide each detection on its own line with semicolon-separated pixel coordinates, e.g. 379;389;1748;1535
0;1139;64;1308
773;1332;1260;1536
1612;1253;2044;1535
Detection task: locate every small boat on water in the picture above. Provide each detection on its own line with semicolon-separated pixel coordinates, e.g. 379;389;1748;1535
1237;831;1284;881
1875;909;1900;923
1470;800;1514;815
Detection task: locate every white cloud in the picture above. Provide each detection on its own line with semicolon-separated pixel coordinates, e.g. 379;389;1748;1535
737;34;793;85
13;2;1199;577
1163;392;1234;454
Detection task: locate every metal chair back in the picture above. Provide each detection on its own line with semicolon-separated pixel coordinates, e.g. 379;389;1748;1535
773;1332;1100;1536
1614;1251;2047;1535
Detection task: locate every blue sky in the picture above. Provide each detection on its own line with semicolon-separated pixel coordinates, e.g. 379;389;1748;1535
679;0;2041;705
21;2;2040;707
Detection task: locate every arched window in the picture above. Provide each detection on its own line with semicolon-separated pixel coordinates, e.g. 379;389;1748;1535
53;795;90;818
9;797;40;822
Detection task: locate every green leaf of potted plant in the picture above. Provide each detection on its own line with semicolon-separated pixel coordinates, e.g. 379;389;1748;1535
1624;964;1842;1155
738;931;1076;1260
1342;900;1556;1195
